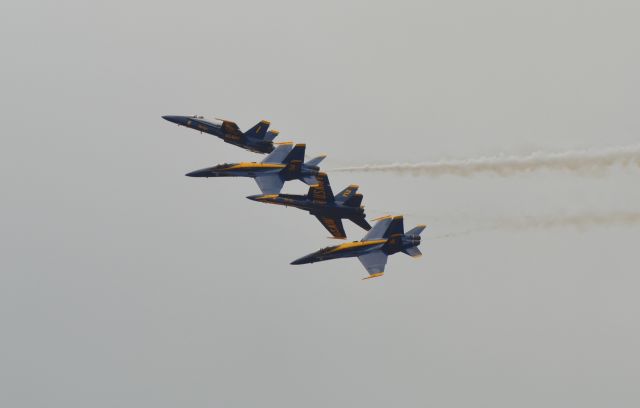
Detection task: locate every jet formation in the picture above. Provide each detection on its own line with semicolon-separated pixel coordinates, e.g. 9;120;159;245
163;114;424;279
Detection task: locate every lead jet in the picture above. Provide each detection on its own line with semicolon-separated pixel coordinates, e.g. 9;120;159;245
247;172;371;239
162;115;279;154
291;215;425;279
186;143;325;194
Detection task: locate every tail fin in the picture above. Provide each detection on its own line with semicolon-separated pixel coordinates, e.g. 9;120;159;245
264;130;279;142
335;185;360;205
344;194;363;207
387;215;405;237
244;120;270;140
304;155;326;168
282;144;306;164
406;225;426;236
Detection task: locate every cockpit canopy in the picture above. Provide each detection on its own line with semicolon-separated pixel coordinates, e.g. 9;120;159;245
212;163;234;169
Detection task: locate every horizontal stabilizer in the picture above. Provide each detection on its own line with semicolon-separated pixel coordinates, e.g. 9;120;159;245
264;130;279;142
406;225;427;236
304;155;326;168
403;247;422;257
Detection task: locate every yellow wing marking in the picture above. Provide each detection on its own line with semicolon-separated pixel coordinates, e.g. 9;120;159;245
226;163;285;170
327;239;386;254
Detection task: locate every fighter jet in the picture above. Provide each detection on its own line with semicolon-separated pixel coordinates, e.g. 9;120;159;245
247;172;371;239
186;143;325;194
291;215;425;279
162;115;278;154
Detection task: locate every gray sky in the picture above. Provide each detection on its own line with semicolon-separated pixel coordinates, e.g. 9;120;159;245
1;0;640;407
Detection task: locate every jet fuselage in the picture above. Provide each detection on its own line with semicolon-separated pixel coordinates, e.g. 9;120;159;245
162;115;274;153
248;193;365;218
291;240;387;264
186;163;285;178
290;234;421;265
186;162;319;181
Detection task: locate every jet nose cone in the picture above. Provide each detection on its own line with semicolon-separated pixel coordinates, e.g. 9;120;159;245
291;254;314;265
162;115;186;125
246;194;277;202
185;169;210;177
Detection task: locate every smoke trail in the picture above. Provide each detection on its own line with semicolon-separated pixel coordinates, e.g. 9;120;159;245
495;211;640;230
423;211;640;241
332;144;640;177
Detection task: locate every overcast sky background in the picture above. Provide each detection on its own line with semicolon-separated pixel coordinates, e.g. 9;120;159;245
1;1;640;407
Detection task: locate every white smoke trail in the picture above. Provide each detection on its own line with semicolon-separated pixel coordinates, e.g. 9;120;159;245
495;211;640;230
332;144;640;177
423;211;640;241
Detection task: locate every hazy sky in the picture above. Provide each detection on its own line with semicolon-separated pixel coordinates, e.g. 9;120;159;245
1;1;640;407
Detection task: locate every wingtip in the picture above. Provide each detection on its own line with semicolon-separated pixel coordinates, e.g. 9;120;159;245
372;215;392;221
362;273;384;280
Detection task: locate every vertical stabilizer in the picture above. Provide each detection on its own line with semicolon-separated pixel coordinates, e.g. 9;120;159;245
244;120;270;140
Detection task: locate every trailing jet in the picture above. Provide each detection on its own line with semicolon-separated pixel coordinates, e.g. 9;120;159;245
247;172;371;239
291;215;425;279
186;143;325;194
162;115;278;154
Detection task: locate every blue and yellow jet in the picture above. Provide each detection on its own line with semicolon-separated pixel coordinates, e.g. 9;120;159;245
186;143;325;194
162;115;278;154
247;172;371;239
291;215;425;279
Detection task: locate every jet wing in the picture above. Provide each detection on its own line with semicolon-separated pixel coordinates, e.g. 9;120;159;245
315;216;346;239
255;175;284;194
358;250;388;278
362;215;404;241
308;173;334;203
362;216;394;240
262;143;294;164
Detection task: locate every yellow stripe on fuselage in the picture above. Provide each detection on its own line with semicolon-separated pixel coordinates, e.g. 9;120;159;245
226;163;285;170
327;239;387;254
